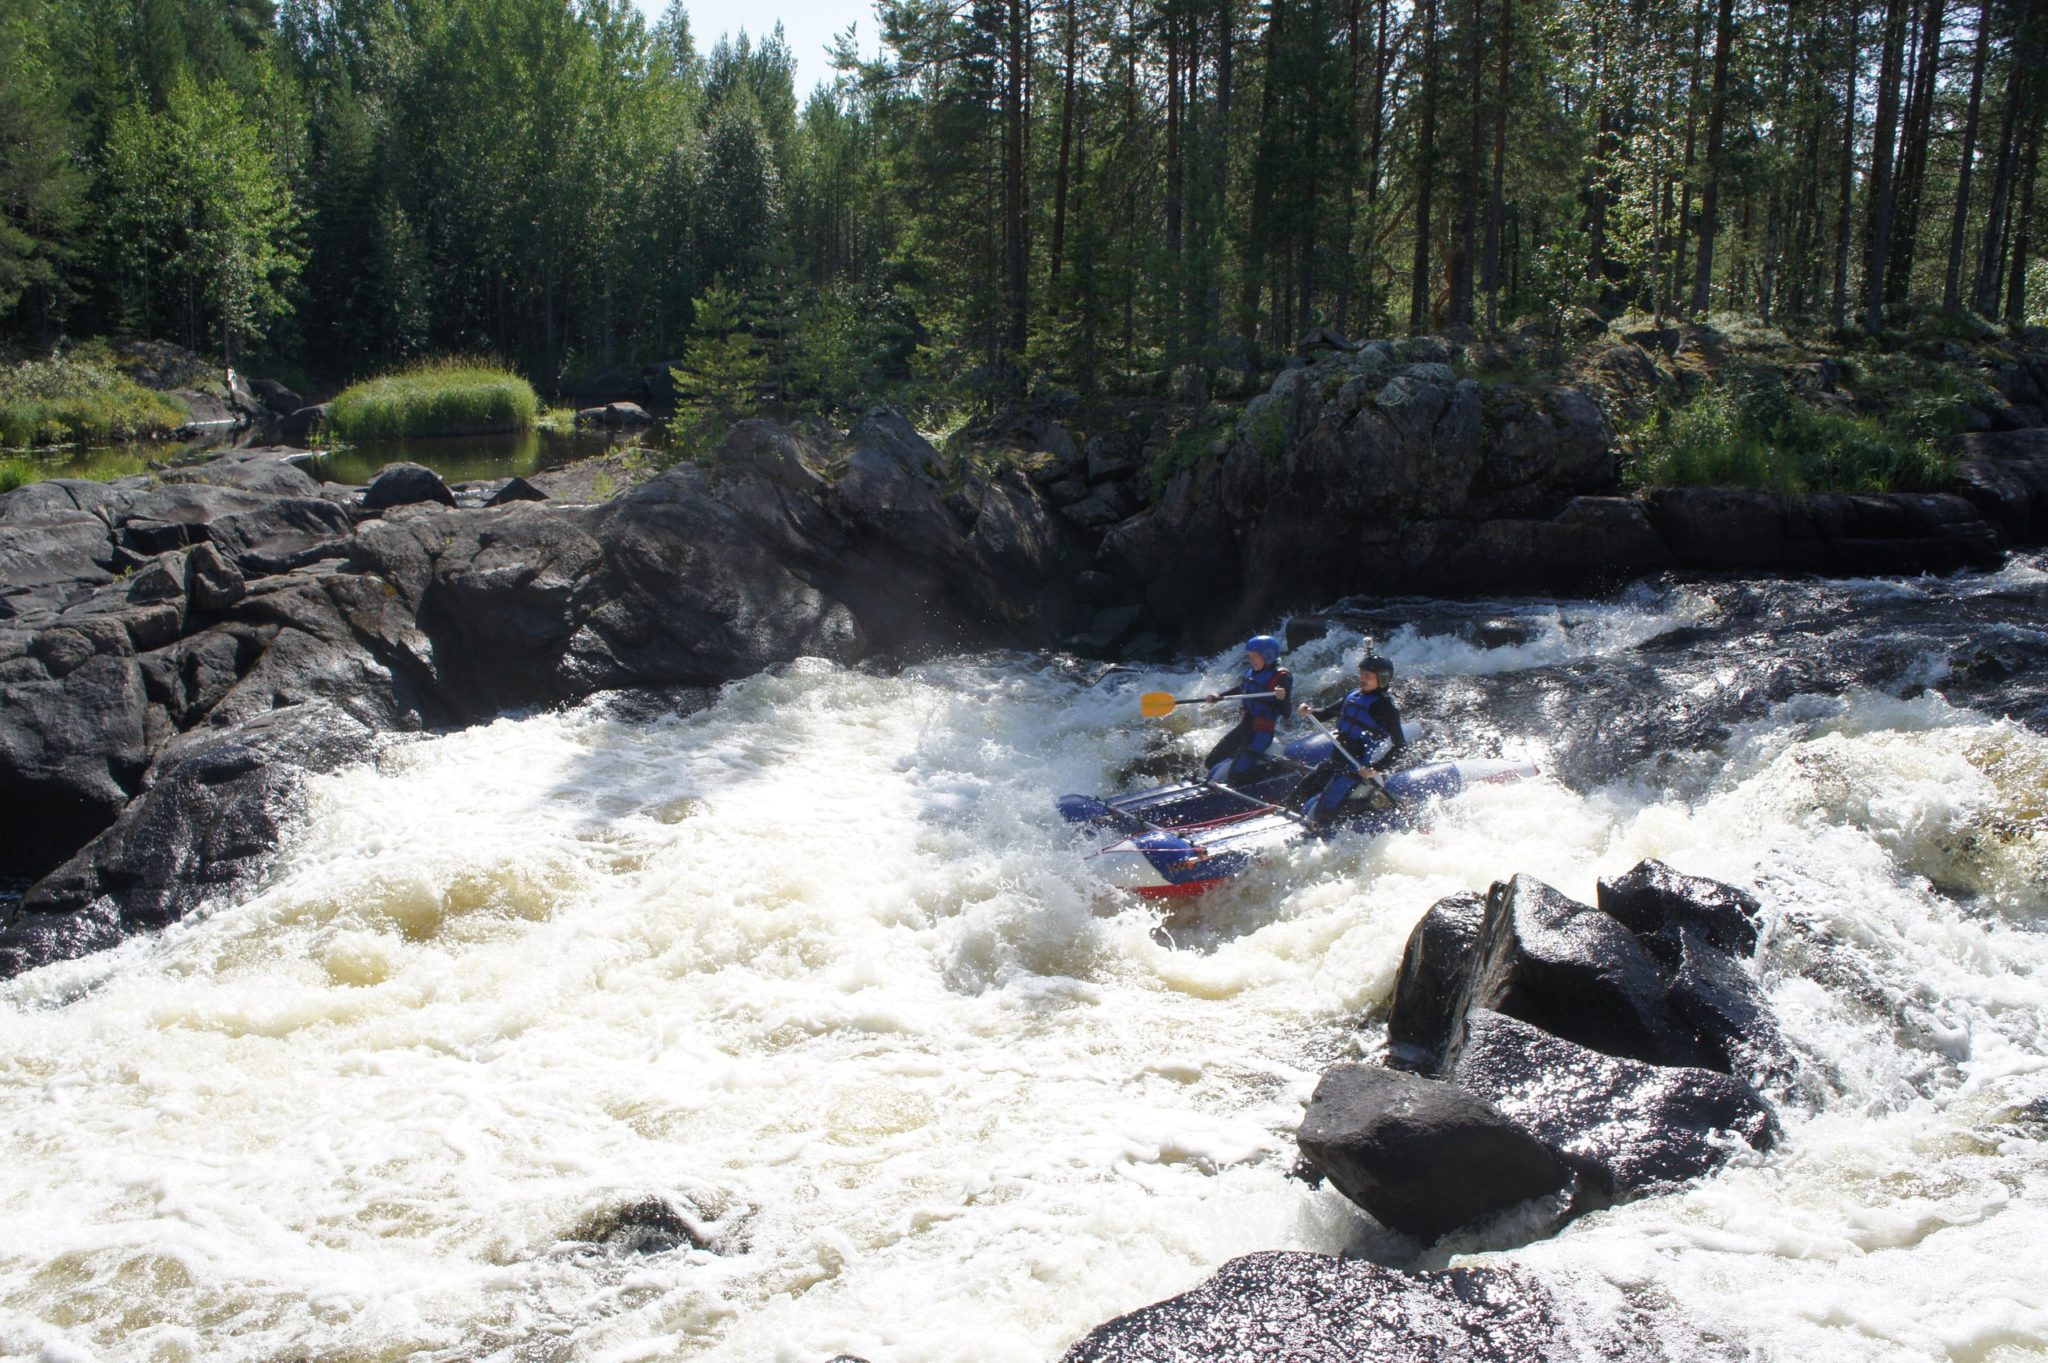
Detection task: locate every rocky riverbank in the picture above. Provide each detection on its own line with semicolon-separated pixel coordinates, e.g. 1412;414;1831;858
0;413;1087;974
10;337;2048;975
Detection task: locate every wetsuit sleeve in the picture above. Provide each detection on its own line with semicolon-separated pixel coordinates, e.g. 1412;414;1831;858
1373;695;1406;763
1311;697;1344;722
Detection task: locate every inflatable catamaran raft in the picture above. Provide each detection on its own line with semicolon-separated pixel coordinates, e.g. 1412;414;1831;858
1059;728;1537;898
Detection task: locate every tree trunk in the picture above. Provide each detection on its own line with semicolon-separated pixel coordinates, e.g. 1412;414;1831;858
1050;0;1078;285
1675;0;1707;318
1886;0;1945;304
1833;0;1860;328
1944;0;1993;310
1974;16;2036;313
1452;0;1486;323
1484;0;1512;329
1410;0;1442;332
2006;94;2043;325
1003;0;1029;363
1364;0;1390;325
1863;0;1910;332
1690;0;1735;316
1338;0;1364;332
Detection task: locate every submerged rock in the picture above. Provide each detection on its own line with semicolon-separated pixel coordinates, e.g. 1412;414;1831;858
1061;1251;1570;1363
1454;1010;1775;1207
1295;1063;1570;1243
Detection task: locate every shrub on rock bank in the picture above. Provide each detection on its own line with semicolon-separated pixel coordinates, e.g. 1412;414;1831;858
324;358;538;440
0;353;190;449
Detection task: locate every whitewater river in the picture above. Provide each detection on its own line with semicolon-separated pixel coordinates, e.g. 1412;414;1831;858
5;561;2048;1362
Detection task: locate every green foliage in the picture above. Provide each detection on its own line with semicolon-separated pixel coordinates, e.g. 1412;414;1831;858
0;353;189;448
0;0;82;321
324;358;540;441
670;279;766;419
1148;412;1237;493
1627;367;1951;496
101;74;301;358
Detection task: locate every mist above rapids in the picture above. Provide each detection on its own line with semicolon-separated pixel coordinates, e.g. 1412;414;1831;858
5;563;2048;1362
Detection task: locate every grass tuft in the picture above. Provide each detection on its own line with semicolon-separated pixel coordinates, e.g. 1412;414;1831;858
0;355;190;449
1627;365;1951;496
325;357;539;441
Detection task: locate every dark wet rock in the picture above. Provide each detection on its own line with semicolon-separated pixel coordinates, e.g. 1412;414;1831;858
1669;926;1796;1096
1385;890;1487;1072
1643;487;2003;576
1597;858;1762;960
576;401;654;428
1073;570;1122;605
573;1197;710;1255
250;378;304;415
364;463;457;511
1469;874;1713;1069
0;701;379;976
1453;1010;1775;1207
1061;1251;1570;1363
486;476;548;506
1061;480;1139;529
278;404;328;438
1295;1063;1570;1243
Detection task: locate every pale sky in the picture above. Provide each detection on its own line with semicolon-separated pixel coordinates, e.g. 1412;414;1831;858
631;0;883;98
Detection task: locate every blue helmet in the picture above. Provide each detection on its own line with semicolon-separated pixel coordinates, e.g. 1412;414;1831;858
1246;634;1283;663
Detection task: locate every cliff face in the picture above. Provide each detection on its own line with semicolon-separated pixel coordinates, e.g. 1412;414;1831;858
1004;325;2048;651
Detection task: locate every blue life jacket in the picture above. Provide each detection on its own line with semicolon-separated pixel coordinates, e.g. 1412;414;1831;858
1242;665;1289;730
1336;688;1397;748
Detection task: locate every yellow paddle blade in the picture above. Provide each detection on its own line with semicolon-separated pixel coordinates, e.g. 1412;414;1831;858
1139;691;1178;718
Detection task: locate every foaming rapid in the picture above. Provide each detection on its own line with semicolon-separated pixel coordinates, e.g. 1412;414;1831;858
4;575;2048;1363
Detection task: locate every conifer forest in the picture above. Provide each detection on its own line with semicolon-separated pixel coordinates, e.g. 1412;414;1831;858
0;0;2043;403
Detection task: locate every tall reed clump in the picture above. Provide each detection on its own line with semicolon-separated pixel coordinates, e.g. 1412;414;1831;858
324;358;539;441
0;355;190;449
1628;365;1952;497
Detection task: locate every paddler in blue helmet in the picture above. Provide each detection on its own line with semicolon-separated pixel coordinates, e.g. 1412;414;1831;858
1202;634;1294;782
1291;653;1405;829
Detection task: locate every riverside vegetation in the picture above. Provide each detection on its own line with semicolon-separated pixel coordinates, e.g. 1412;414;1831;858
0;351;189;451
323;359;540;441
1;0;2043;425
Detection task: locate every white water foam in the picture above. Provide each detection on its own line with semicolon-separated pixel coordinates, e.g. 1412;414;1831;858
3;625;2047;1362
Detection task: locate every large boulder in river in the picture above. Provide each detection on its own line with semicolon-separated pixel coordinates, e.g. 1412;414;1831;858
1467;874;1715;1069
364;462;457;511
1597;857;1762;960
1295;1063;1571;1243
1062;1252;1589;1363
1384;889;1487;1072
1453;1010;1776;1208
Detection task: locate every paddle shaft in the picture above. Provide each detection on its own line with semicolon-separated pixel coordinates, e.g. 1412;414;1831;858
1304;713;1372;775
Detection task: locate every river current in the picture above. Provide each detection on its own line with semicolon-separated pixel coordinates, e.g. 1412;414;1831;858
5;560;2048;1362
